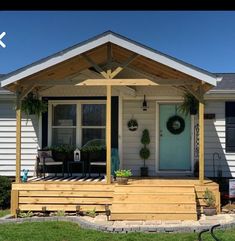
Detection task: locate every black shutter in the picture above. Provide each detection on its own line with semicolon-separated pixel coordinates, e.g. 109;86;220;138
226;102;235;152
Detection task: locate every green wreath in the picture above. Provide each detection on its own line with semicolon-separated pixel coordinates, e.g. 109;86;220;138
166;115;185;135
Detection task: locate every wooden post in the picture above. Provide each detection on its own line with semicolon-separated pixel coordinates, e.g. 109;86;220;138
199;101;205;184
106;85;111;184
16;92;22;183
10;190;19;216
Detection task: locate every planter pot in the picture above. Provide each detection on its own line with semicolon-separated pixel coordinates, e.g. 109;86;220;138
140;166;148;177
203;207;217;216
116;177;129;185
190;106;197;115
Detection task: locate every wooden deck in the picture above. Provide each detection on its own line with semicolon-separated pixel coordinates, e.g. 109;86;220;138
11;177;220;221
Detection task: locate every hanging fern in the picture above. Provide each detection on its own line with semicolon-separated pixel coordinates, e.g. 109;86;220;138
21;92;48;119
178;92;199;116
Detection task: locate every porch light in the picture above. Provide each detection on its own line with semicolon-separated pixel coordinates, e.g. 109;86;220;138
142;95;149;111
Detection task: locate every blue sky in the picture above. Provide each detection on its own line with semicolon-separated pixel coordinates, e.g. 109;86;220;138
0;11;235;74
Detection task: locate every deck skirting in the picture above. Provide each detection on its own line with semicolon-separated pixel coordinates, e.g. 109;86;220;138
11;178;220;220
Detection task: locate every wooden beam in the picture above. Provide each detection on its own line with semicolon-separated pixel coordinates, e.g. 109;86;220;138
106;85;111;184
183;85;204;102
81;54;109;79
125;65;197;86
199;100;205;185
76;79;158;86
10;190;19;216
16;91;22;183
110;54;138;79
19;84;35;100
107;42;112;66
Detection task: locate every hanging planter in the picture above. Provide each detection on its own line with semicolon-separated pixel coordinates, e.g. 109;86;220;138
178;92;199;116
21;92;48;119
127;118;138;131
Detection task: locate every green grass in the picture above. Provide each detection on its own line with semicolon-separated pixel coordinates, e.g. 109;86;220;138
0;221;234;241
0;209;10;217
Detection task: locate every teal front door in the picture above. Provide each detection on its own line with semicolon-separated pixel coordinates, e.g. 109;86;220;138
159;104;191;171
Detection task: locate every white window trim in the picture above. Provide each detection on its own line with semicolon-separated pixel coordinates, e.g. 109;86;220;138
48;100;106;147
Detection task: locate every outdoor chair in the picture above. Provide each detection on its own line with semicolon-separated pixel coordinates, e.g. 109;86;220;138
36;150;64;179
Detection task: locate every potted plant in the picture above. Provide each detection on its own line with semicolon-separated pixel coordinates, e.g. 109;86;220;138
178;92;199;116
115;169;132;185
139;129;150;177
203;188;217;216
21;92;48;119
127;118;138;131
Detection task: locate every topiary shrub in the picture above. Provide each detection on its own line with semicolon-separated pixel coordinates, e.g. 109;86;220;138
139;129;150;167
0;176;11;209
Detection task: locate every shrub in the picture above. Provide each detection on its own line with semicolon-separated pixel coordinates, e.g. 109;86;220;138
0;176;11;209
203;188;216;207
18;211;34;218
115;169;132;177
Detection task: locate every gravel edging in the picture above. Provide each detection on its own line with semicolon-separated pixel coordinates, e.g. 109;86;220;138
0;215;235;233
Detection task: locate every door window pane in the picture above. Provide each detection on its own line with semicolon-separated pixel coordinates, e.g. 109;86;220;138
82;128;105;146
53;104;76;126
82;104;106;126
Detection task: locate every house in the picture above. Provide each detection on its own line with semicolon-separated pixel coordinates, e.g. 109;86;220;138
0;31;234;220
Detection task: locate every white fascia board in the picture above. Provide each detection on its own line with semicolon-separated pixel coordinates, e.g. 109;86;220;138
1;35;111;87
109;35;217;86
1;33;217;87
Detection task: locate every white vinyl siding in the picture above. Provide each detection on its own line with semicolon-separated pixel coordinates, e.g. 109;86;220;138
122;100;156;176
0;100;39;177
204;100;235;178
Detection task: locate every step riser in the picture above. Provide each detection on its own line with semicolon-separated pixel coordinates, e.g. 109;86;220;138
113;194;196;203
111;186;197;221
110;213;198;221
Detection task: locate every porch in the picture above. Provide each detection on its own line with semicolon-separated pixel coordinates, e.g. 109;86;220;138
11;177;220;221
1;32;220;220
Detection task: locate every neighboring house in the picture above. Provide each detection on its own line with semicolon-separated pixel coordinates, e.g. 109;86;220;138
0;31;234;220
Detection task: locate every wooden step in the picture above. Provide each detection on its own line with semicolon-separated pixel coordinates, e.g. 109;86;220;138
112;193;196;203
111;185;197;221
113;186;195;193
110;213;198;221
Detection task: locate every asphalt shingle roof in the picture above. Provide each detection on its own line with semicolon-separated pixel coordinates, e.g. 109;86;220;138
212;73;235;91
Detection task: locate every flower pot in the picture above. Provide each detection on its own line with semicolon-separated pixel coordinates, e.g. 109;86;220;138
140;166;148;177
190;106;197;115
116;177;129;185
203;207;217;216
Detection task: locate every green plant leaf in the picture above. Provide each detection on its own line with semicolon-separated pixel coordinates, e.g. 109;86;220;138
178;92;199;116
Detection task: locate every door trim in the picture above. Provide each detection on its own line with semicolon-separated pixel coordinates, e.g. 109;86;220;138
155;101;194;175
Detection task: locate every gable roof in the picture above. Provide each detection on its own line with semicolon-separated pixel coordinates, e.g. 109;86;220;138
1;31;218;88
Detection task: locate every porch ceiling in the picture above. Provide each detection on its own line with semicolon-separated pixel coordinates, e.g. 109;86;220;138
0;31;218;96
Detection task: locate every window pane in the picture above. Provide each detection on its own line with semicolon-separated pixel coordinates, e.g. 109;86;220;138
52;128;76;146
82;104;106;126
82;128;105;146
52;104;76;126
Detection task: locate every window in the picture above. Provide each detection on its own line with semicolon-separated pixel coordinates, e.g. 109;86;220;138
51;104;76;146
226;102;235;152
49;101;106;147
81;104;106;145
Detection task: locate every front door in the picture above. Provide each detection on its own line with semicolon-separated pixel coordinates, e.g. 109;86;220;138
159;104;191;171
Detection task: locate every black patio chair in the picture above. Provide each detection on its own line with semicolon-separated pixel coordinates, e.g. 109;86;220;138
36;150;64;179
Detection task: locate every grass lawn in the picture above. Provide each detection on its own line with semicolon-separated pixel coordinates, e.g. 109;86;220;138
0;221;234;241
0;209;10;218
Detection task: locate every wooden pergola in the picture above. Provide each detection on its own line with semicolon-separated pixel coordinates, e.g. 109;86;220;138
1;32;218;185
